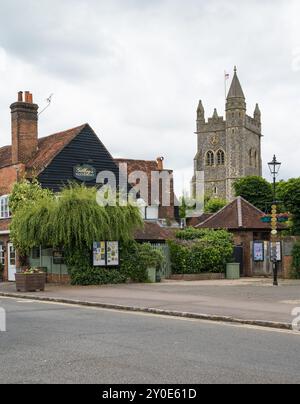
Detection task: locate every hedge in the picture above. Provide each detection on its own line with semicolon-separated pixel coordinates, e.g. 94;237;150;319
168;229;234;274
291;242;300;279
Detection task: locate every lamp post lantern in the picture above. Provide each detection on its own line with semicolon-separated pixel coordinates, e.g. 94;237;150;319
268;155;281;286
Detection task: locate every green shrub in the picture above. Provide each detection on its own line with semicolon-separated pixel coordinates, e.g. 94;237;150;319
205;198;227;213
169;229;233;274
176;228;232;242
168;241;189;273
291;243;300;279
120;242;164;283
119;241;148;283
69;267;127;286
68;241;165;285
138;243;164;270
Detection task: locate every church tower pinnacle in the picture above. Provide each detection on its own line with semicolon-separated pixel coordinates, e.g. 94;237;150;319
226;66;246;112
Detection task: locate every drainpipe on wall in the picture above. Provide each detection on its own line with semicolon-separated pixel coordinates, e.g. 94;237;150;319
39;245;42;268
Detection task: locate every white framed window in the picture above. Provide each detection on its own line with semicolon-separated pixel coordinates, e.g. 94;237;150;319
137;199;159;221
0;195;11;219
146;206;159;220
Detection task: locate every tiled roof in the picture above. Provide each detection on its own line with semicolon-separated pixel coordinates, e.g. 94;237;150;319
115;158;173;175
134;221;176;241
0;124;86;173
196;196;284;230
186;214;213;227
0;146;13;169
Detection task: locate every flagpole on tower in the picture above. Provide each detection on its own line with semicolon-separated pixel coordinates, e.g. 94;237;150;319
224;71;229;102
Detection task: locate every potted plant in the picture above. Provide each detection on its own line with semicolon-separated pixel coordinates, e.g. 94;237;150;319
15;268;46;292
139;244;164;283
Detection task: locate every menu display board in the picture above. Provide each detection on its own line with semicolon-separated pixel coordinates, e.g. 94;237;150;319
93;241;120;267
253;241;264;262
53;249;65;265
106;242;119;267
93;242;106;267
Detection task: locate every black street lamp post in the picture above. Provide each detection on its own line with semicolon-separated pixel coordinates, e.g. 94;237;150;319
268;155;281;287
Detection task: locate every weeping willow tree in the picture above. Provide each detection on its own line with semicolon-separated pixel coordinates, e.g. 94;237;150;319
10;182;144;257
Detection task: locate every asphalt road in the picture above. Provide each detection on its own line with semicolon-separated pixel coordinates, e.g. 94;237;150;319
0;297;300;384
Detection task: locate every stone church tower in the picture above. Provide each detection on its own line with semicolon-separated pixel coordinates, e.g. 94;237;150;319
192;67;262;201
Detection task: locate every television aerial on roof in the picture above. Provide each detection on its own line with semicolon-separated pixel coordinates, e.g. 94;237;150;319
38;93;54;117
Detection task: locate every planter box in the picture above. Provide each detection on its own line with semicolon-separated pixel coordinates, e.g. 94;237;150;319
169;273;225;281
15;273;46;292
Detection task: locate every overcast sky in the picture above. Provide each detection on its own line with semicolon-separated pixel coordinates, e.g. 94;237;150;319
0;0;299;194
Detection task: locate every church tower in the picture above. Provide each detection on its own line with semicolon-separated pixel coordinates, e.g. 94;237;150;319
192;67;262;201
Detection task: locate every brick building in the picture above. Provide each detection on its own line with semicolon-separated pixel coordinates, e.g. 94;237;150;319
195;196;284;277
0;92;176;282
115;158;177;223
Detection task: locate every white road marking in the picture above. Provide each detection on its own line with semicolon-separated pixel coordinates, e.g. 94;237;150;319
281;300;300;305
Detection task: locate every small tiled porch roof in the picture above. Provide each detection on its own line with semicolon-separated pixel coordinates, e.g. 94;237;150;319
196;196;285;231
134;221;176;241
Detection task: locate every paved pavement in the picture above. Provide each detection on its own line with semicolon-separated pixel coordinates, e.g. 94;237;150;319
1;278;300;325
1;297;300;384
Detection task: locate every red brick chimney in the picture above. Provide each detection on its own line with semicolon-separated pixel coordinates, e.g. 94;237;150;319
10;91;38;164
156;157;164;171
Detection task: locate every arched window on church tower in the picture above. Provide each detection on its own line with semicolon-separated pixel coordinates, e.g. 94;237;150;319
206;151;214;166
217;150;225;166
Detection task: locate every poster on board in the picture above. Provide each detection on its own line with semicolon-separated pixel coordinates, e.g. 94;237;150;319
253;241;264;262
270;242;282;262
53;249;65;265
106;241;120;267
93;242;106;267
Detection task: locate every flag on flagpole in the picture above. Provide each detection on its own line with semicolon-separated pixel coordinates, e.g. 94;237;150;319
224;71;230;101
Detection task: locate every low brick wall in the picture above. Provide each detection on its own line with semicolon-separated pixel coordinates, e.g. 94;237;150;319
46;274;71;284
169;273;225;281
283;256;293;279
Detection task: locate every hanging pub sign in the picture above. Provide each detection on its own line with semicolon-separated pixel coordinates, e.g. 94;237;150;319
93;241;120;267
53;249;65;265
253;241;264;262
73;164;97;182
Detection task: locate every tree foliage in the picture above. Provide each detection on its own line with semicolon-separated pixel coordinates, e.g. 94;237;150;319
276;178;300;235
9;179;53;215
176;227;231;242
204;197;227;213
10;182;144;254
291;242;300;279
233;176;273;211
